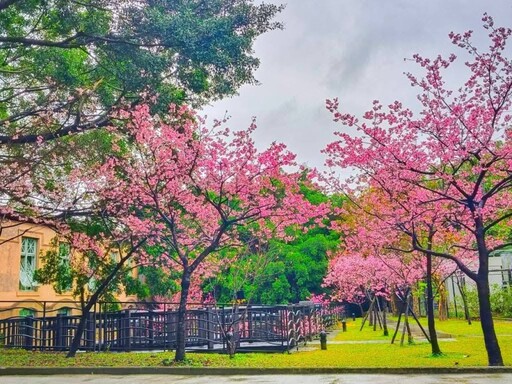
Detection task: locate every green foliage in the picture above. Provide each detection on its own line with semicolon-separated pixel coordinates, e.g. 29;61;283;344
299;184;329;205
207;228;339;304
34;218;131;306
205;185;340;304
0;0;284;143
457;285;480;319
456;284;512;319
490;285;512;318
34;238;72;295
126;266;180;300
34;226;180;304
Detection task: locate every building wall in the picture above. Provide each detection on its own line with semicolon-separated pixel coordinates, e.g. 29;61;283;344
0;220;137;319
445;252;512;316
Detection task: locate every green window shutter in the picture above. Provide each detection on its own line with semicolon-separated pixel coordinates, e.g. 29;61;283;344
19;308;36;317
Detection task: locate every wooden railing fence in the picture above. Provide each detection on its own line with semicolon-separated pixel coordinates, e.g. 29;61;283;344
0;301;344;353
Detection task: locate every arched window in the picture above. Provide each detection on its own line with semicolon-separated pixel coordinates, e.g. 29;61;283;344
57;307;71;316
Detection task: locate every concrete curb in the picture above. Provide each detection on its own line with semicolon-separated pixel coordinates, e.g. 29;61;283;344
1;367;512;375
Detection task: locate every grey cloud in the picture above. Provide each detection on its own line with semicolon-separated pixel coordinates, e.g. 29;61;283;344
203;0;512;172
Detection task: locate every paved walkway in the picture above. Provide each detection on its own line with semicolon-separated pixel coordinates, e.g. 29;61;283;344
2;374;512;384
325;320;454;344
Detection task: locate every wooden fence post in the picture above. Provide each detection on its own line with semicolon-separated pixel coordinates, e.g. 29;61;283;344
121;310;131;351
86;312;95;350
206;307;214;350
23;316;34;350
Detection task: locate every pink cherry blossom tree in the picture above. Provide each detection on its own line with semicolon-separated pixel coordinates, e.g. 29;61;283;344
324;253;390;312
337;188;470;354
88;104;327;361
324;15;512;365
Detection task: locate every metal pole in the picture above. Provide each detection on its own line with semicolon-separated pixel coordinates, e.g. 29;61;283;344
42;301;47;350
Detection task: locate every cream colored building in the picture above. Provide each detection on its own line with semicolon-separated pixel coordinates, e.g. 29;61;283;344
0;219;136;319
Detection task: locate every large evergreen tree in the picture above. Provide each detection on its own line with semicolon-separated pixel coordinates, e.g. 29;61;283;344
0;0;283;144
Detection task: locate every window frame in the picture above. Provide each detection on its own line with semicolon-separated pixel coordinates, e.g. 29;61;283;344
58;242;73;292
19;237;38;291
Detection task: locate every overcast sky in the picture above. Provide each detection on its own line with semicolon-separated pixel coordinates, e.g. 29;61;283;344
202;0;512;173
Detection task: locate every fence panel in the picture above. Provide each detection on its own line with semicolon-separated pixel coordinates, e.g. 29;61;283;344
0;300;344;353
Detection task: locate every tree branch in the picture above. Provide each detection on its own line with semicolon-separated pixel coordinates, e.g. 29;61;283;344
0;113;110;144
411;236;477;282
489;242;512;254
0;34;84;48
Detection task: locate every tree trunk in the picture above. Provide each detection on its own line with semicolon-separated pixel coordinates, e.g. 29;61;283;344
457;279;472;325
175;268;191;362
391;309;402;344
406;316;413;345
382;299;389;336
374;297;383;330
426;253;442;355
476;277;503;366
473;218;503;366
360;297;374;330
437;282;448;321
227;304;240;358
405;295;413;344
66;310;89;357
65;240;145;358
372;302;377;331
389;293;398;316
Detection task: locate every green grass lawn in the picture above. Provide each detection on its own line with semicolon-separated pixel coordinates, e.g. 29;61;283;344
1;318;511;368
406;316;512;337
332;318;393;341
